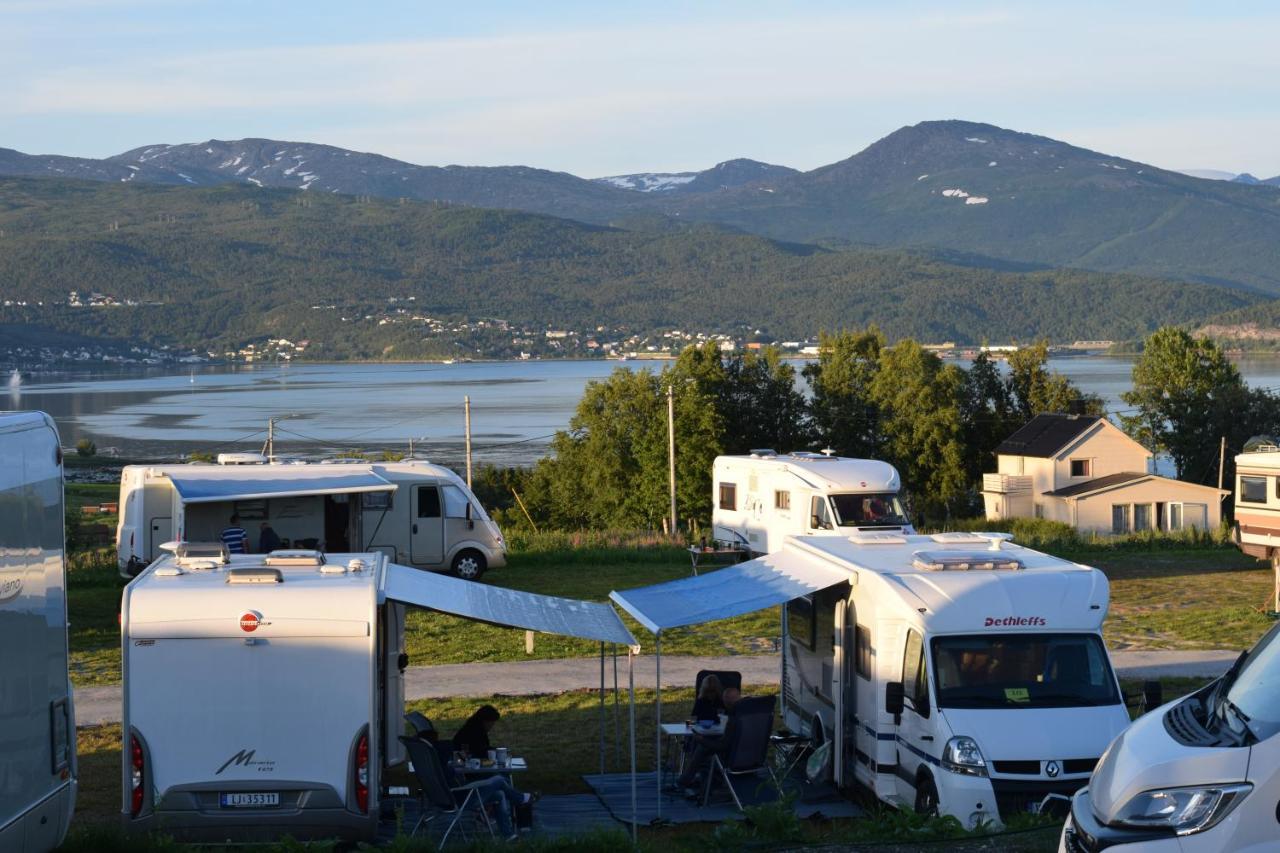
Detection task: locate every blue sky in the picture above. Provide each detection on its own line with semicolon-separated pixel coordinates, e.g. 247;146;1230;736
4;0;1280;177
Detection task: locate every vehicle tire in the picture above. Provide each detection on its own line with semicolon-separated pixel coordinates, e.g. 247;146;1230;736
914;774;939;817
451;549;487;581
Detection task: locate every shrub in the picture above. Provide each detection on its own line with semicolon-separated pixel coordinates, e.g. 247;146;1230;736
75;438;97;457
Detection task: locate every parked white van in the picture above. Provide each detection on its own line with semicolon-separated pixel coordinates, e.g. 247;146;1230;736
0;412;77;852
779;531;1129;828
1061;621;1280;851
711;450;911;555
116;460;505;580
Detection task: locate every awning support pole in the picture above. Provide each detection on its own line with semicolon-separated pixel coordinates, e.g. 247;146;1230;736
613;645;622;768
599;641;606;776
628;648;637;845
655;632;662;820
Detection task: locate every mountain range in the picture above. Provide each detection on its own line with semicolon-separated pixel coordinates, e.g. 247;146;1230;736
6;120;1280;295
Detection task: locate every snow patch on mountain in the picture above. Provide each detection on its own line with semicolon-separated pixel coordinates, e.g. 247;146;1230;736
598;172;697;192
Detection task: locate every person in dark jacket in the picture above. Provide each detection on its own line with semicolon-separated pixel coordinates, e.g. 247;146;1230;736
452;704;501;758
258;522;282;553
690;674;724;723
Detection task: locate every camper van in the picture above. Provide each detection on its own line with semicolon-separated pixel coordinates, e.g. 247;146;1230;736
116;459;505;580
1234;435;1280;563
121;547;407;840
711;451;911;554
0;412;77;852
779;531;1129;829
1061;618;1280;851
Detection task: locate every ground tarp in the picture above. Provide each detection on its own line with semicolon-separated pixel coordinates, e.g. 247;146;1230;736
384;563;638;646
608;548;849;634
168;467;395;503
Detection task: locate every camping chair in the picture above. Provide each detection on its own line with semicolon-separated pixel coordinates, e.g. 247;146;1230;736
695;669;742;694
399;736;496;848
405;711;437;739
701;696;775;810
769;713;823;788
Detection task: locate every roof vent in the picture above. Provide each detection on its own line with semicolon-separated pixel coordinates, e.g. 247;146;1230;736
174;542;230;567
154;566;184;577
1243;435;1280;454
216;452;268;465
848;531;907;545
319;563;348;575
912;550;1024;572
263;550;326;566
227;568;283;584
748;448;777;458
347;558;367;573
789;451;832;460
930;532;988;544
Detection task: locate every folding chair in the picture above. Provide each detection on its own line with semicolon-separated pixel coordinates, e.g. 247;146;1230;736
400;736;496;849
702;696;775;810
694;669;742;693
769;715;822;788
405;711;437;739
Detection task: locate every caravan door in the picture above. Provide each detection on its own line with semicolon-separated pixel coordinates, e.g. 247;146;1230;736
894;628;935;809
410;485;444;565
149;515;172;557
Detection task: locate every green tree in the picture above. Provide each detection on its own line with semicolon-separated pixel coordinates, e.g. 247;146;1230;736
960;351;1018;483
1006;342;1103;418
804;328;885;457
870;341;969;518
75;438;96;457
719;347;812;454
1121;327;1274;485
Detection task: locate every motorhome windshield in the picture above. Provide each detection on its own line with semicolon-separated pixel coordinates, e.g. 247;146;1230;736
829;493;907;527
932;634;1120;709
1223;621;1280;740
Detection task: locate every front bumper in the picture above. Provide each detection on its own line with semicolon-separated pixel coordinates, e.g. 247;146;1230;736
1059;789;1181;852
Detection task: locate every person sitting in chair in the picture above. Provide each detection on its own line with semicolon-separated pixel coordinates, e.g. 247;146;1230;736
673;687;741;795
418;713;534;841
691;674;724;723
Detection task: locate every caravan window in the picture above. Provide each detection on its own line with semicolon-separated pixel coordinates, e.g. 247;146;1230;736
810;496;832;530
902;630;929;717
364;490;392;511
416;486;442;518
774;490;790;510
787;596;815;651
829;493;908;527
441;485;471;518
1241;476;1268;504
719;483;737;511
856;625;872;680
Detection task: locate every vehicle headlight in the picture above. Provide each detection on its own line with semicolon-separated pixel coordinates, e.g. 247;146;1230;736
1114;784;1251;835
941;736;987;777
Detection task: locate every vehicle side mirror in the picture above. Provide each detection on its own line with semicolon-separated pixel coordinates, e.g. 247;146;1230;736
1142;680;1163;712
885;681;905;716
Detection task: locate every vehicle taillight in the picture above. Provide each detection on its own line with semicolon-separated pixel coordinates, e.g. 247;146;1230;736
354;734;369;813
130;735;145;817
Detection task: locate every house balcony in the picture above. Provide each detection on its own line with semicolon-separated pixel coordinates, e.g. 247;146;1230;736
982;474;1033;495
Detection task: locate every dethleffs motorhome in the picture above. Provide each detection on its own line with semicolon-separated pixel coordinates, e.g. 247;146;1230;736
1060;619;1280;851
116;459;505;580
779;531;1129;828
711;451;911;554
121;547;406;840
0;413;77;852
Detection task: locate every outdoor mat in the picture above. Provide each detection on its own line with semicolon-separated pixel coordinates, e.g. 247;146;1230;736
379;793;619;841
583;771;863;826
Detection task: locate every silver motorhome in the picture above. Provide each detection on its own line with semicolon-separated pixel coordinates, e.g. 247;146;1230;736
116;459;505;580
0;412;77;852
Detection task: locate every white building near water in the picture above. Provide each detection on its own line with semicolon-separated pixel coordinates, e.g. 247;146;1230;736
981;414;1226;534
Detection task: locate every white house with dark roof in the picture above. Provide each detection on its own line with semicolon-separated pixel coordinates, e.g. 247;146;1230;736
982;413;1226;534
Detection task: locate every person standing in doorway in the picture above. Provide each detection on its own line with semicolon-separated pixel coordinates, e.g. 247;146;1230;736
221;514;248;554
258;521;282;553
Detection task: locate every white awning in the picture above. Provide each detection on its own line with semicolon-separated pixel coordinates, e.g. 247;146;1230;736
609;549;850;634
384;563;637;646
168;468;396;504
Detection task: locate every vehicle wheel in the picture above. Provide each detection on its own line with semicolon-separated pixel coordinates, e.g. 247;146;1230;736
451;549;487;581
914;774;939;817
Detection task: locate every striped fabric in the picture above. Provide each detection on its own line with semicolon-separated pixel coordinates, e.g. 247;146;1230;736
221;526;248;554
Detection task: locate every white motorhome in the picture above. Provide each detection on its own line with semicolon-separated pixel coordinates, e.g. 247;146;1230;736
1233;436;1280;563
0;412;77;852
779;531;1129;828
711;451;911;554
121;547;407;840
1061;621;1280;851
116;459;505;580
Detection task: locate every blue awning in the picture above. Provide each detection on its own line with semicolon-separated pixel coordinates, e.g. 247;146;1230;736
385;563;638;647
168;468;396;504
609;550;849;634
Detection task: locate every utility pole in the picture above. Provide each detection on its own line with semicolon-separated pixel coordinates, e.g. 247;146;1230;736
667;385;677;535
464;396;473;488
263;417;276;460
408;436;414;459
1218;436;1226;491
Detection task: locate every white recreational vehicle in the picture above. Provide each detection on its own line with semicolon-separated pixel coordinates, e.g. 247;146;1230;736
1234;435;1280;563
0;412;77;852
779;531;1129;828
116;458;505;580
711;451;911;554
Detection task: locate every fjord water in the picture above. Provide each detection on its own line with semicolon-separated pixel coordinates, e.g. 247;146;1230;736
5;357;1280;466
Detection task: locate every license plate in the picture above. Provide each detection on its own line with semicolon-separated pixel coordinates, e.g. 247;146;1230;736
220;792;280;808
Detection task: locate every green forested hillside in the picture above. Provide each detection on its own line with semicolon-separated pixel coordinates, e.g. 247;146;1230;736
0;177;1257;359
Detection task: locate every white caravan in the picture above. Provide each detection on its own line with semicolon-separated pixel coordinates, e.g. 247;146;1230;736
0;412;77;852
1061;620;1280;852
1233;436;1280;563
116;459;505;580
711;450;911;554
779;531;1129;829
121;547;406;840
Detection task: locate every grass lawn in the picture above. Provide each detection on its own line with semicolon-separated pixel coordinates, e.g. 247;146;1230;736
1084;549;1276;651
